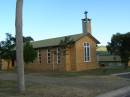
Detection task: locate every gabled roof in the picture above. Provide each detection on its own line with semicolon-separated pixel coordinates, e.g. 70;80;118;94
32;33;100;49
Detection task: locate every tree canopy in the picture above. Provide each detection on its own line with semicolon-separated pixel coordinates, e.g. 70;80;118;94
107;32;130;68
59;36;74;55
0;33;37;64
24;42;37;63
0;33;15;61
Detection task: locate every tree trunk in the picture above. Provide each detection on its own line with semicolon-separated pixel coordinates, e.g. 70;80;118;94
15;0;25;92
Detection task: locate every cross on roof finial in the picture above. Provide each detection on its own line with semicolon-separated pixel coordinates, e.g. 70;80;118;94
84;11;88;23
84;11;88;19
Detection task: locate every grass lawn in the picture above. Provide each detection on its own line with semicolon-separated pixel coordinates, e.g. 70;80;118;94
0;76;130;97
41;67;130;77
0;67;130;97
6;66;130;77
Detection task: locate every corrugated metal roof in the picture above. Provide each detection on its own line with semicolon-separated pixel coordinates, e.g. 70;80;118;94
32;33;100;49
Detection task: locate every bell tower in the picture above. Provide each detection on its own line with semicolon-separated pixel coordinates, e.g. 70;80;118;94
82;11;92;34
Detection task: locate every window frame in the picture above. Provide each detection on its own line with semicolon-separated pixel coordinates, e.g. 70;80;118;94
57;47;61;64
47;49;51;64
83;42;91;62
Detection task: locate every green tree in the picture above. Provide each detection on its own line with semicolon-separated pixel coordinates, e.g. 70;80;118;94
59;36;74;55
0;33;36;65
23;36;33;43
107;32;130;68
24;42;37;63
60;36;74;47
0;33;15;70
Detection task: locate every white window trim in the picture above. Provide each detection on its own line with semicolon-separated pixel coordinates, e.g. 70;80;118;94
83;42;91;62
47;49;51;64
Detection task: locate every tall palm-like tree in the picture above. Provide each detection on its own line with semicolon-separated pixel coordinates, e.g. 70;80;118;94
15;0;25;92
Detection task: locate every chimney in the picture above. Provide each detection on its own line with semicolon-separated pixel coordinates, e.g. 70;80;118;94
82;11;92;34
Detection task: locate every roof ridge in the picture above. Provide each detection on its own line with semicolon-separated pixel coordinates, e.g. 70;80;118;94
32;33;99;48
32;33;83;43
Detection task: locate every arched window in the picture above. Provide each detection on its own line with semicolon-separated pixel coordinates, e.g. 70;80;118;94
83;43;91;62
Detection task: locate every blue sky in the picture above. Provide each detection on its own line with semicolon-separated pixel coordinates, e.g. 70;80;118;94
0;0;130;45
